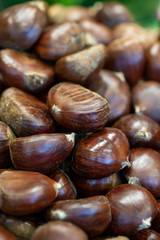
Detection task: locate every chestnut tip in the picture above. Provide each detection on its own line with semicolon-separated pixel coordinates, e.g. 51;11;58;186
135;126;152;140
51;209;67;220
137;217;152;231
54;182;62;197
128;176;141;185
115;72;126;82
52;104;61;114
65;133;75;144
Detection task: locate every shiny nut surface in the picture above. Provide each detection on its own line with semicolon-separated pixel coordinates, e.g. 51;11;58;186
0;87;55;136
47;82;110;132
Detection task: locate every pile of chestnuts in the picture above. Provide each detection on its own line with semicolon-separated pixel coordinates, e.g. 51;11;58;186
0;1;160;239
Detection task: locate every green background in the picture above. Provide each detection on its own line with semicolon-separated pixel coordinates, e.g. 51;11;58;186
0;0;159;27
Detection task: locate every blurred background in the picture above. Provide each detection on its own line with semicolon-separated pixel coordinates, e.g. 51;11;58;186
0;0;159;27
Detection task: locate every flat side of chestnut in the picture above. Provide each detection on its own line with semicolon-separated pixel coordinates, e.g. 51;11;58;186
0;87;55;136
45;196;111;237
47;82;110;132
0;49;55;93
72;127;130;178
0;170;59;215
9;133;75;174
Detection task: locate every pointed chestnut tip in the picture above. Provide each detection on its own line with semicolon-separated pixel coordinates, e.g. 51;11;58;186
52;104;61;114
54;182;62;197
137;217;152;231
65;133;75;144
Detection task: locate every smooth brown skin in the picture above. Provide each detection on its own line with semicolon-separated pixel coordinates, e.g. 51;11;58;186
132;81;160;123
86;70;131;123
80;19;112;45
47;82;110;132
0;170;58;216
125;148;160;197
0;121;15;168
106;184;158;236
70;172;122;197
0;49;55;93
31;221;89;240
113;114;160;149
0;225;18;240
145;41;160;82
96;1;134;28
9;133;74;174
0;212;36;240
0;87;55;136
49;170;77;200
91;237;129;240
34;22;86;61
130;229;160;240
45;196;111;237
152;201;160;232
0;2;48;50
56;44;107;84
72;127;130;179
105;37;145;87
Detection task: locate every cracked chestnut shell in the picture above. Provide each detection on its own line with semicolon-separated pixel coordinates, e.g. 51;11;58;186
106;184;158;236
0;87;55;136
0;170;59;216
0;49;55;93
72;127;130;178
9;133;75;174
113;114;160;150
0;1;48;50
125;148;160;198
47;82;110;132
45;196;111;237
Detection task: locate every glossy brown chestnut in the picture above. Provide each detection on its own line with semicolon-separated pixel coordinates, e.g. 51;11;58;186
9;133;74;174
55;44;107;84
152;200;160;232
0;1;48;50
130;229;160;240
0;121;15;168
31;221;89;240
125;148;160;197
0;170;59;216
86;70;131;123
0;225;18;240
105;37;145;87
0;49;55;93
0;212;36;240
145;41;160;82
0;87;55;136
72;127;130;179
91;237;129;240
96;1;134;28
49;170;77;200
132;81;160;123
80;19;112;45
47;82;110;132
106;184;158;236
34;22;86;61
70;171;121;197
113;114;160;149
45;196;111;237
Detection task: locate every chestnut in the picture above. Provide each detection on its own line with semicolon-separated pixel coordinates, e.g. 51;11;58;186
9;133;75;174
0;121;15;168
31;221;89;240
0;225;18;240
0;49;55;93
96;1;134;28
124;148;160;197
91;237;129;240
0;170;59;216
86;70;131;123
0;87;55;136
72;127;130;179
0;1;48;50
130;229;160;240
79;19;112;45
55;44;107;84
45;196;111;237
106;184;158;236
34;22;86;61
47;82;110;132
113;114;160;150
152;200;160;232
70;171;122;197
132;81;160;123
105;37;145;87
49;169;77;200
